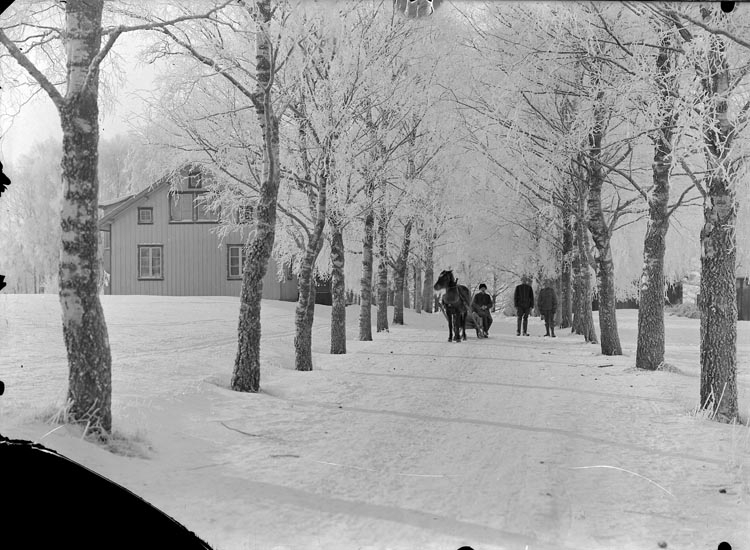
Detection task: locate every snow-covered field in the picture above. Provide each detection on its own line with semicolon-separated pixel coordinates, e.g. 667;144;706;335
1;294;749;550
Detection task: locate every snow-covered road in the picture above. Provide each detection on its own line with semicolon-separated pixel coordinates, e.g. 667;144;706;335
2;295;748;550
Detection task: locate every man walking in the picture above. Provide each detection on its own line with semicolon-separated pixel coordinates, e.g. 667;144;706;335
514;276;534;336
472;283;494;336
538;279;557;337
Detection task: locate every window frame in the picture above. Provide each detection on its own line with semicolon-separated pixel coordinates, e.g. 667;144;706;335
137;207;154;225
168;191;219;224
283;262;294;281
186;169;202;189
100;230;111;251
137;244;164;281
227;244;245;280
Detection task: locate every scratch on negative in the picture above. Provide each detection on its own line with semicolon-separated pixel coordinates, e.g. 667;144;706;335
37;425;65;442
312;460;459;478
569;465;674;497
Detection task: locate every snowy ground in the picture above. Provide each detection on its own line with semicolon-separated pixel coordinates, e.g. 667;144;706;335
1;294;749;550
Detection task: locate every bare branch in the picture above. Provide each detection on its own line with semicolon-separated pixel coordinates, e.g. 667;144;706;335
677;158;707;199
101;1;235;36
662;8;750;50
159;27;261;111
0;28;64;111
667;183;701;217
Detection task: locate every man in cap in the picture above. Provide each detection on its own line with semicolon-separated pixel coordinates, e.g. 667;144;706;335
514;275;534;336
538;279;557;337
471;283;494;336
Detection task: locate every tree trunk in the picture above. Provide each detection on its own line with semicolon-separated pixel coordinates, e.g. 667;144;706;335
330;221;346;354
422;240;434;313
403;264;411;309
586;94;621;355
560;210;573;329
413;263;422;313
57;0;112;436
232;0;278;393
294;139;330;371
392;219;412;325
376;204;389;332
358;182;375;341
571;212;586;336
574;205;598;344
393;272;405;323
491;272;497;312
636;28;678;371
294;250;320;371
697;13;738;422
294;260;319;371
554;277;563;327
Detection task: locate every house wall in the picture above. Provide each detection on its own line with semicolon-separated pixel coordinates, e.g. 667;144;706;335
105;181;297;299
737;278;750;321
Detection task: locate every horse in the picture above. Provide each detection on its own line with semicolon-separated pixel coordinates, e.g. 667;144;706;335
434;270;485;342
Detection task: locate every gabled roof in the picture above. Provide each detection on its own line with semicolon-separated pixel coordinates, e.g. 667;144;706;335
100;195;134;208
98;174;171;228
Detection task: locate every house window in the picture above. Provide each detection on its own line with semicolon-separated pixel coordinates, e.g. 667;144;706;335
195;197;217;221
186;169;202;189
138;207;153;225
283;262;294;281
169;193;194;222
169;192;218;223
227;245;246;280
237;204;254;224
138;245;163;280
100;231;111;250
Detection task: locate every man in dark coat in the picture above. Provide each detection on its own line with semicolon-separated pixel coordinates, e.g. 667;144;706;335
514;276;534;336
471;283;494;336
538;279;557;337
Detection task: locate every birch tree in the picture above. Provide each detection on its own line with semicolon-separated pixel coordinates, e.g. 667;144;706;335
141;0;299;391
633;16;684;371
653;1;750;421
0;0;230;435
286;6;364;371
389;107;447;324
682;5;748;422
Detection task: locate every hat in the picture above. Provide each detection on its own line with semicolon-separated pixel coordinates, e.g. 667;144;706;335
478;283;487;290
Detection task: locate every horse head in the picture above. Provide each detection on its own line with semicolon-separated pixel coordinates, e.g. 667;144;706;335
433;270;455;291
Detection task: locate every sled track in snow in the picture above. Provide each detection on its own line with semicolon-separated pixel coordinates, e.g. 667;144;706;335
340;369;676;404
280;398;725;466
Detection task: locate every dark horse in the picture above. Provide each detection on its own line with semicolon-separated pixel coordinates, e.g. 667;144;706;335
434;269;484;342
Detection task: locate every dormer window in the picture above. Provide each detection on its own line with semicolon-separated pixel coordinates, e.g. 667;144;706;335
169;192;219;223
186;169;202;189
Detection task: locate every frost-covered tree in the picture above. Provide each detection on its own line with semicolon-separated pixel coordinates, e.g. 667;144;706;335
670;4;750;422
452;4;603;343
653;1;750;421
135;0;298;391
0;0;230;435
281;4;368;370
347;11;437;339
0;140;63;294
453;3;713;355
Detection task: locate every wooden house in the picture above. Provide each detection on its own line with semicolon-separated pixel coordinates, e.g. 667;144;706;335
97;165;298;300
737;278;750;321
